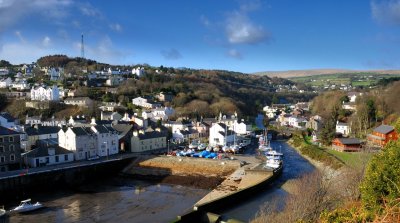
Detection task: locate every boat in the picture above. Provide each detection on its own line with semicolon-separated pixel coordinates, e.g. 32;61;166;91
0;205;6;217
198;143;207;151
265;150;284;159
264;158;282;169
11;199;43;213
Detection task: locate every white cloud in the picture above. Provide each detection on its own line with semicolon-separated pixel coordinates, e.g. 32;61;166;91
42;36;51;47
110;23;122;32
225;11;269;44
161;48;182;60
78;2;101;17
371;0;400;25
200;15;210;27
227;49;243;59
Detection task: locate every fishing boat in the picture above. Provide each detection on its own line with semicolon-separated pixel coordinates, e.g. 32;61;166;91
264;158;282;169
11;199;43;213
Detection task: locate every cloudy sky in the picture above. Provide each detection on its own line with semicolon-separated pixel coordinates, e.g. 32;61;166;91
1;0;400;73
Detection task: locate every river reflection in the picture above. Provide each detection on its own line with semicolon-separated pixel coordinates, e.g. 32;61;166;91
8;179;209;223
217;141;316;221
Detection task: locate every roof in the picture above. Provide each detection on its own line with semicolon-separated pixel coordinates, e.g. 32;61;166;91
71;127;93;136
25;126;60;136
92;125;115;134
136;130;167;140
373;125;395;134
0;112;16;122
26;146;73;158
337;122;349;126
64;97;91;101
0;126;21;135
336;138;361;145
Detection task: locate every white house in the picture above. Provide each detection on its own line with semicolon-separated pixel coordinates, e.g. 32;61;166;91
47;67;63;81
132;67;145;76
232;120;252;135
342;102;357;111
108;68;120;75
90;125;119;157
24;146;74;167
172;128;199;143
64;97;93;107
288;116;307;129
263;106;277;119
0;77;12;88
348;92;363;103
132;97;161;109
30;85;60;101
11;79;30;90
0;68;9;76
131;128;167;152
336;121;350;136
58;127;98;161
143;107;175;121
209;123;235;146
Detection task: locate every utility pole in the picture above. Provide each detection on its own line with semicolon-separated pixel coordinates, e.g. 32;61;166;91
81;34;85;59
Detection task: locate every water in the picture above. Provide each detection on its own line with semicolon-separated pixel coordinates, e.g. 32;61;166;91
7;141;315;223
216;141;316;221
7;179;209;223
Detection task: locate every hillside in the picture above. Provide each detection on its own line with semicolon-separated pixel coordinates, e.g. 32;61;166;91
254;69;400;78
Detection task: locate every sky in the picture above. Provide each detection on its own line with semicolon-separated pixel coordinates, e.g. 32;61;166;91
1;0;400;73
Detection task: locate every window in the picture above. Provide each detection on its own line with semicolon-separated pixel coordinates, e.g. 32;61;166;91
55;156;59;162
9;136;14;142
9;145;14;152
64;155;68;161
46;157;49;163
0;137;3;143
0;156;5;163
0;146;4;153
10;154;15;161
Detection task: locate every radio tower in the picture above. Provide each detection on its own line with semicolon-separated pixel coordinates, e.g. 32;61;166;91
81;34;85;59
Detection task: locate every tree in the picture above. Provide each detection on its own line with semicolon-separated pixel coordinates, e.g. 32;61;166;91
320;117;336;145
360;140;400;217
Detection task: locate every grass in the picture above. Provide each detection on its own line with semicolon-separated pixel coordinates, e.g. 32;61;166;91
326;149;373;168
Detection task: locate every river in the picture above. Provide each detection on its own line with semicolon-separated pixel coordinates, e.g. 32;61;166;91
6;141;315;223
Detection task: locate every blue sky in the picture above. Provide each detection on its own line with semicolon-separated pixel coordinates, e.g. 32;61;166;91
1;0;400;73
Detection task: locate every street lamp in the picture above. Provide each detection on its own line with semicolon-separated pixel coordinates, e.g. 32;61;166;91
167;140;170;155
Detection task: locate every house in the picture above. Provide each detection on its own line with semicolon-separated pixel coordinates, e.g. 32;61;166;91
47;67;63;81
101;111;122;121
0;126;22;172
172;128;199;143
288;116;307;129
112;122;136;152
232;120;252;135
30;85;60;101
131;97;161;109
90;125;119;157
132;67;145;76
217;112;238;129
68;115;88;126
332;138;362;152
209;123;235;146
0;77;12;88
0;112;19;130
146;107;175;121
263;106;277;119
0;68;9;76
336;121;350;136
58;127;98;161
367;125;398;148
64;97;93;107
342;102;357;111
25;115;42;126
23;139;74;167
23;125;60;150
156;92;173;102
348;92;363;103
306;115;323;131
11;79;30;90
131;128;167;152
41;116;66;127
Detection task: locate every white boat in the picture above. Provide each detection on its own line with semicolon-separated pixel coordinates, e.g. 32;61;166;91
265;158;281;169
198;143;207;150
0;206;6;217
11;199;43;213
265;150;283;159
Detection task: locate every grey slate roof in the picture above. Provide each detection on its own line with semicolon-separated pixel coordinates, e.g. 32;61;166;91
373;125;395;134
337;138;361;145
136;130;167;140
0;112;16;122
0;126;21;135
71;127;93;136
26;146;73;158
25;126;60;136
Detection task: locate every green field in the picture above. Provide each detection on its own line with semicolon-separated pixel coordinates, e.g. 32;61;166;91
327;149;373;168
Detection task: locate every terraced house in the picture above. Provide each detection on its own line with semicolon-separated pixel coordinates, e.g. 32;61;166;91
0;126;22;172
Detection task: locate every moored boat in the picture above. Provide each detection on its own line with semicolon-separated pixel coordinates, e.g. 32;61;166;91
11;199;43;213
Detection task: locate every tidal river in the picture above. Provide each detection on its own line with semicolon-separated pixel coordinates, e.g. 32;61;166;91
7;141;315;223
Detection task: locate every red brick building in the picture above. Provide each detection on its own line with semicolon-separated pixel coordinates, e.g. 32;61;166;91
332;138;362;152
367;125;398;148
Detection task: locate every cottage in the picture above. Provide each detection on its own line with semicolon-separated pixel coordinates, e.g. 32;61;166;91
209;123;235;146
23;125;60;150
336;121;350;136
131;128;167;152
24;142;74;167
0;126;22;172
367;125;398;148
58;127;97;160
332;138;362;152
